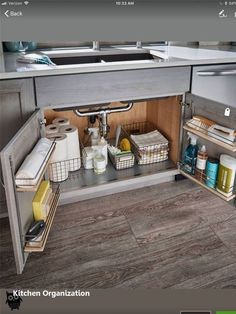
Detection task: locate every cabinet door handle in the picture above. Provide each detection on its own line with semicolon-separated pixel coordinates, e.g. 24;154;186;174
197;69;236;76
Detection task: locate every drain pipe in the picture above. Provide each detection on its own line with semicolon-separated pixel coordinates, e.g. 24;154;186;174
73;102;134;138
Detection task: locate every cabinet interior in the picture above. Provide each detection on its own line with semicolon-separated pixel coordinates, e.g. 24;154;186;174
45;95;182;165
43;96;182;195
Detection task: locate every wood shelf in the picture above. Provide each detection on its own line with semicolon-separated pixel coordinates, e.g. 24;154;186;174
24;187;60;252
179;170;236;202
16;142;56;192
183;125;236;152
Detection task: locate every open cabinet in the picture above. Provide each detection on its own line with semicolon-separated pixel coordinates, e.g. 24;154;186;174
1;92;236;274
180;93;236;202
45;97;182;204
0;110;60;273
0;96;183;274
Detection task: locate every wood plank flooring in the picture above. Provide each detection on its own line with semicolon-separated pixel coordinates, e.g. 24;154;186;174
0;180;235;289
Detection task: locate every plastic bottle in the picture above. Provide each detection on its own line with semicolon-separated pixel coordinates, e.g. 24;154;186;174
216;154;236;197
88;127;100;146
195;145;208;182
93;153;106;174
183;132;199;175
205;158;219;189
97;137;108;165
82;147;95;169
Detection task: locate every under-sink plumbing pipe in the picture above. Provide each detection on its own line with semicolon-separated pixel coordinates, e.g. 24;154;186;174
73;102;134;138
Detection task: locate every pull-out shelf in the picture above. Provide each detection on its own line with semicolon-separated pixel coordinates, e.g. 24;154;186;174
179;169;236;202
183;125;236;152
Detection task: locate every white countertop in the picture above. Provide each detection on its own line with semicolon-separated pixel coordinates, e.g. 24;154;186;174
1;45;236;80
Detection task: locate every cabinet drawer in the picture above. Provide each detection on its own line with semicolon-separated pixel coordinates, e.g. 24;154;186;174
35;66;191;108
191;64;236;108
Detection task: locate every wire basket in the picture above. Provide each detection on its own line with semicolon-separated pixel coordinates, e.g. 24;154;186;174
24;185;60;249
15;140;56;188
122;121;169;165
185;118;236;148
47;158;81;183
179;162;236;200
108;148;135;170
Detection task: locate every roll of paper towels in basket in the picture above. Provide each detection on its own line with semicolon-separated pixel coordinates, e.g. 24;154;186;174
45;124;59;136
60;125;81;171
52;117;70;126
47;133;69;182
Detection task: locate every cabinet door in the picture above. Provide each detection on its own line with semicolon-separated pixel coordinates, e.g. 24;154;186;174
180;94;236;203
0;79;35;217
0;110;43;274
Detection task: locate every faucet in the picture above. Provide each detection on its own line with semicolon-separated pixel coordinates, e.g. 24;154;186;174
93;41;100;51
136;41;142;49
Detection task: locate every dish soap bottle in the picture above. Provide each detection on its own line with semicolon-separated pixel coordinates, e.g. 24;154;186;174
183;132;199;175
195;145;208;182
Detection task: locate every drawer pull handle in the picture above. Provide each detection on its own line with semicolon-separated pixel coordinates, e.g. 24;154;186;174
197;69;236;76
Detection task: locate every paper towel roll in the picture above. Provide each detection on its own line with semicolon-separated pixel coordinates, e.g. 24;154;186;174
45;124;59;136
47;133;69;182
52;117;70;126
60;125;81;171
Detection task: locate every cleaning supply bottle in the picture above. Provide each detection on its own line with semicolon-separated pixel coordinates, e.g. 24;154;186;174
205;158;219;189
216;154;236;197
88;127;100;146
195;145;208;182
97;137;108;165
183;132;199;175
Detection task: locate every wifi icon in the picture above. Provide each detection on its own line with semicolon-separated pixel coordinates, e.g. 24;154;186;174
24;1;29;5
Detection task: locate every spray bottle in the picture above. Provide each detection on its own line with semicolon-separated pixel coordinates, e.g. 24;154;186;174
88;127;100;146
183;132;199;175
97;137;108;165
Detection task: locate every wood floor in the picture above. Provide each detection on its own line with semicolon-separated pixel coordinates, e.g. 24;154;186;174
0;180;236;289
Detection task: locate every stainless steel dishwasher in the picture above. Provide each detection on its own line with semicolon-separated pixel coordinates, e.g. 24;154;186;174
191;64;236;108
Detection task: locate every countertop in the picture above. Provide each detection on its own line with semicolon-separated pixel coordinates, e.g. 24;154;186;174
1;45;236;80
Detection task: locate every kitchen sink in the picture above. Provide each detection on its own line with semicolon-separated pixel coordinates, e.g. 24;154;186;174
50;52;162;66
50;55;102;65
101;53;154;62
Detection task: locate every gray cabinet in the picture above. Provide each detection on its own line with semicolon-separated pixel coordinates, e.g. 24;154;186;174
1;65;236;275
0;79;35;217
191;64;236;108
0;110;43;273
35;66;191;109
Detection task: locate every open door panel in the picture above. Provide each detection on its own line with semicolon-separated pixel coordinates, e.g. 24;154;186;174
0;109;43;274
180;94;236;204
